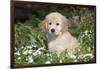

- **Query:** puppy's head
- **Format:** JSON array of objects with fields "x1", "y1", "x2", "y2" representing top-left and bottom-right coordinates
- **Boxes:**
[{"x1": 41, "y1": 12, "x2": 69, "y2": 36}]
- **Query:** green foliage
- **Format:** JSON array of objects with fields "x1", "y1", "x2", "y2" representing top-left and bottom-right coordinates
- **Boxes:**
[{"x1": 14, "y1": 7, "x2": 95, "y2": 66}]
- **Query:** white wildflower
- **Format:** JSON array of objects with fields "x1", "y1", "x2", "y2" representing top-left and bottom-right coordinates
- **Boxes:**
[
  {"x1": 32, "y1": 52, "x2": 37, "y2": 56},
  {"x1": 84, "y1": 53, "x2": 94, "y2": 58},
  {"x1": 45, "y1": 61, "x2": 51, "y2": 64},
  {"x1": 23, "y1": 50, "x2": 28, "y2": 55},
  {"x1": 28, "y1": 56, "x2": 33, "y2": 63},
  {"x1": 15, "y1": 51, "x2": 20, "y2": 56},
  {"x1": 32, "y1": 48, "x2": 42, "y2": 56},
  {"x1": 70, "y1": 54, "x2": 76, "y2": 59},
  {"x1": 25, "y1": 58, "x2": 28, "y2": 61},
  {"x1": 84, "y1": 30, "x2": 88, "y2": 36},
  {"x1": 81, "y1": 32, "x2": 83, "y2": 34},
  {"x1": 78, "y1": 53, "x2": 94, "y2": 58},
  {"x1": 38, "y1": 47, "x2": 45, "y2": 50},
  {"x1": 18, "y1": 57, "x2": 21, "y2": 60},
  {"x1": 15, "y1": 47, "x2": 17, "y2": 50},
  {"x1": 36, "y1": 49, "x2": 42, "y2": 55},
  {"x1": 27, "y1": 46, "x2": 33, "y2": 49},
  {"x1": 21, "y1": 46, "x2": 24, "y2": 49},
  {"x1": 36, "y1": 47, "x2": 44, "y2": 54},
  {"x1": 74, "y1": 60, "x2": 77, "y2": 62},
  {"x1": 46, "y1": 53, "x2": 51, "y2": 56},
  {"x1": 78, "y1": 48, "x2": 81, "y2": 52},
  {"x1": 59, "y1": 60, "x2": 63, "y2": 63}
]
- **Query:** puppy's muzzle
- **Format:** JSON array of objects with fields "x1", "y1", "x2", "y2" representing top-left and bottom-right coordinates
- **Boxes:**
[{"x1": 51, "y1": 28, "x2": 55, "y2": 33}]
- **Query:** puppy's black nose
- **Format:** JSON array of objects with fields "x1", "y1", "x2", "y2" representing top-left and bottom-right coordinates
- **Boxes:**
[{"x1": 51, "y1": 29, "x2": 55, "y2": 32}]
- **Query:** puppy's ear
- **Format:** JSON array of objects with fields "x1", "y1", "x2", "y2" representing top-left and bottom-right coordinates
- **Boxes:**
[
  {"x1": 61, "y1": 16, "x2": 70, "y2": 33},
  {"x1": 41, "y1": 19, "x2": 48, "y2": 32}
]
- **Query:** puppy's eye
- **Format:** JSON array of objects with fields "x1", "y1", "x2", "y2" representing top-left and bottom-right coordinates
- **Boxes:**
[
  {"x1": 49, "y1": 22, "x2": 52, "y2": 25},
  {"x1": 56, "y1": 23, "x2": 59, "y2": 26}
]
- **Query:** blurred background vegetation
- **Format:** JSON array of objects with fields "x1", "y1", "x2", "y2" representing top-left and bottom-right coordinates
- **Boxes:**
[{"x1": 14, "y1": 1, "x2": 96, "y2": 67}]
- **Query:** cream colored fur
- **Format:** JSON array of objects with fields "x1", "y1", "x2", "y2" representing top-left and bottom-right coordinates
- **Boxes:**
[{"x1": 41, "y1": 12, "x2": 79, "y2": 55}]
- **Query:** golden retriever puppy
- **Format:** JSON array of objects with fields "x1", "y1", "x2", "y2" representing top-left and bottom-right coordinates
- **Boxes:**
[{"x1": 41, "y1": 12, "x2": 79, "y2": 55}]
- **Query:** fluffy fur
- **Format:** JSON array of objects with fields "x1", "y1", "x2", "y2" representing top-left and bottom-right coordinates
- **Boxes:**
[{"x1": 41, "y1": 12, "x2": 79, "y2": 55}]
